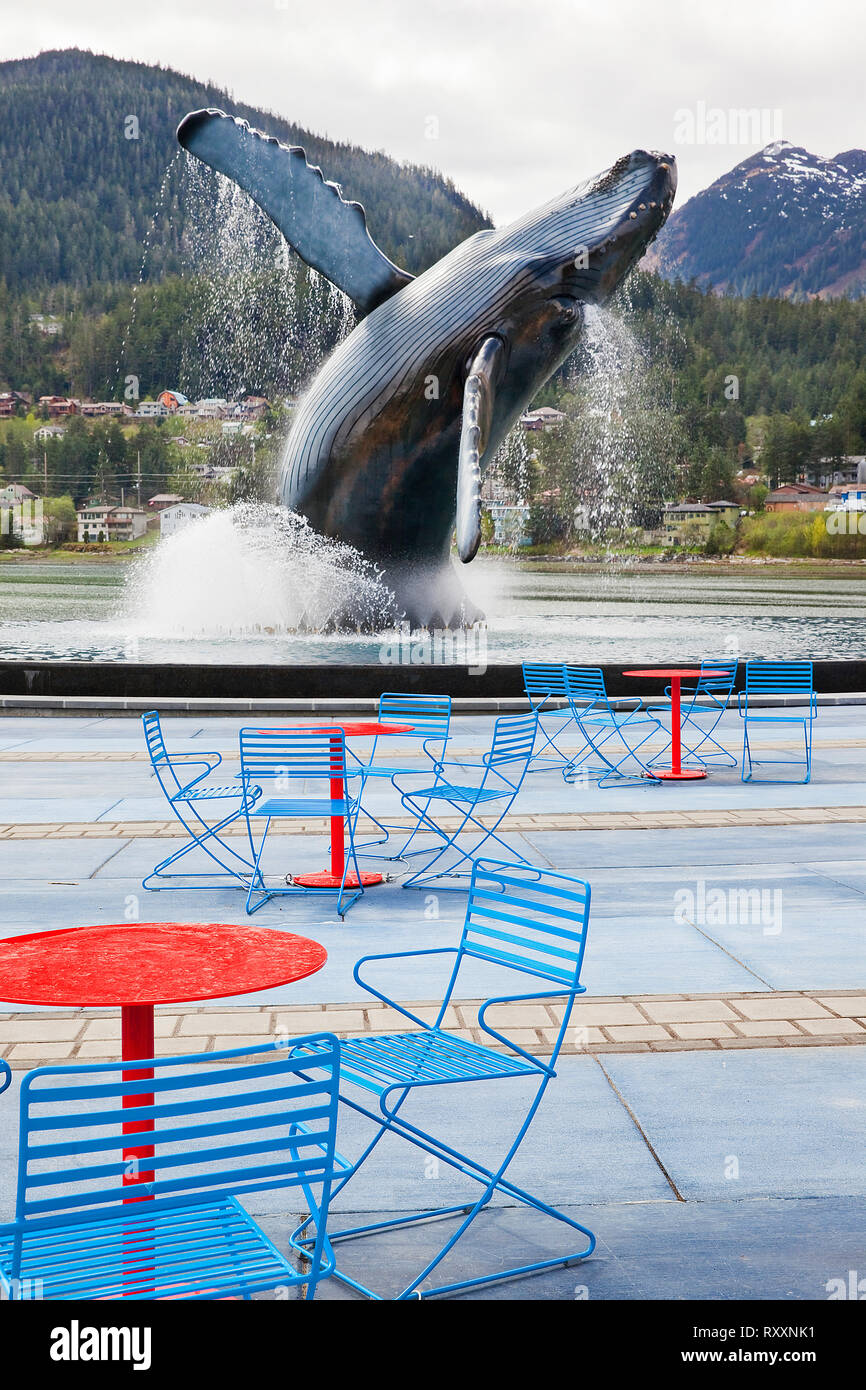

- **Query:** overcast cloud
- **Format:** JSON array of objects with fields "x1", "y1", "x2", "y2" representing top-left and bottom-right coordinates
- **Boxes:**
[{"x1": 3, "y1": 0, "x2": 863, "y2": 222}]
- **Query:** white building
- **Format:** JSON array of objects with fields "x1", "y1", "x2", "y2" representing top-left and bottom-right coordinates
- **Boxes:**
[
  {"x1": 0, "y1": 485, "x2": 42, "y2": 546},
  {"x1": 196, "y1": 398, "x2": 229, "y2": 419},
  {"x1": 33, "y1": 425, "x2": 66, "y2": 441},
  {"x1": 159, "y1": 503, "x2": 212, "y2": 539},
  {"x1": 77, "y1": 505, "x2": 149, "y2": 543},
  {"x1": 485, "y1": 501, "x2": 532, "y2": 546},
  {"x1": 134, "y1": 401, "x2": 168, "y2": 418}
]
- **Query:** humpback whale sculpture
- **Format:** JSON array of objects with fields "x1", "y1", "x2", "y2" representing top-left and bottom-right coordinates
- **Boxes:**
[{"x1": 177, "y1": 110, "x2": 676, "y2": 626}]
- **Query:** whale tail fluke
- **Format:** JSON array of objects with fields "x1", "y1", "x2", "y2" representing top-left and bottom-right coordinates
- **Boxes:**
[{"x1": 177, "y1": 109, "x2": 414, "y2": 316}]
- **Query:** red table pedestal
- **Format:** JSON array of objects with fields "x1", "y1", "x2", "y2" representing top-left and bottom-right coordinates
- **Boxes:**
[
  {"x1": 624, "y1": 669, "x2": 727, "y2": 781},
  {"x1": 272, "y1": 721, "x2": 414, "y2": 890},
  {"x1": 122, "y1": 1004, "x2": 156, "y2": 1195}
]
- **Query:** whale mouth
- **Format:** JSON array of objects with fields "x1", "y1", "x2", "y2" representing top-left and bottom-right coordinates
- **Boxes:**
[{"x1": 556, "y1": 150, "x2": 677, "y2": 304}]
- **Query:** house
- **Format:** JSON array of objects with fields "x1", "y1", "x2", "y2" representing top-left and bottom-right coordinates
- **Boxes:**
[
  {"x1": 827, "y1": 487, "x2": 866, "y2": 511},
  {"x1": 1, "y1": 486, "x2": 42, "y2": 545},
  {"x1": 159, "y1": 503, "x2": 212, "y2": 539},
  {"x1": 157, "y1": 390, "x2": 189, "y2": 413},
  {"x1": 134, "y1": 401, "x2": 168, "y2": 418},
  {"x1": 484, "y1": 501, "x2": 532, "y2": 547},
  {"x1": 765, "y1": 484, "x2": 832, "y2": 513},
  {"x1": 147, "y1": 493, "x2": 185, "y2": 512},
  {"x1": 706, "y1": 501, "x2": 740, "y2": 527},
  {"x1": 33, "y1": 425, "x2": 66, "y2": 442},
  {"x1": 0, "y1": 392, "x2": 26, "y2": 418},
  {"x1": 76, "y1": 504, "x2": 148, "y2": 544},
  {"x1": 520, "y1": 407, "x2": 567, "y2": 432},
  {"x1": 0, "y1": 483, "x2": 36, "y2": 504},
  {"x1": 29, "y1": 313, "x2": 62, "y2": 335},
  {"x1": 196, "y1": 398, "x2": 229, "y2": 419},
  {"x1": 39, "y1": 396, "x2": 79, "y2": 417},
  {"x1": 800, "y1": 456, "x2": 866, "y2": 490},
  {"x1": 79, "y1": 402, "x2": 133, "y2": 418},
  {"x1": 236, "y1": 395, "x2": 269, "y2": 420},
  {"x1": 662, "y1": 502, "x2": 716, "y2": 545}
]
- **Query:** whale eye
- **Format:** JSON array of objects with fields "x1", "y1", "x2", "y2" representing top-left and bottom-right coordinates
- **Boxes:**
[{"x1": 551, "y1": 295, "x2": 580, "y2": 325}]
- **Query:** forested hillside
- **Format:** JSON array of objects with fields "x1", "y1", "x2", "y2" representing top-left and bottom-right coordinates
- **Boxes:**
[{"x1": 0, "y1": 48, "x2": 489, "y2": 290}]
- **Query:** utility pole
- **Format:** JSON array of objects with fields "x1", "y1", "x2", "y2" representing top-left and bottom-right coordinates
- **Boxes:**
[
  {"x1": 43, "y1": 451, "x2": 47, "y2": 496},
  {"x1": 136, "y1": 451, "x2": 142, "y2": 508}
]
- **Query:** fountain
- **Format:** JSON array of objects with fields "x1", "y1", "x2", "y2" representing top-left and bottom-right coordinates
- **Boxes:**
[
  {"x1": 177, "y1": 109, "x2": 677, "y2": 627},
  {"x1": 124, "y1": 503, "x2": 398, "y2": 640}
]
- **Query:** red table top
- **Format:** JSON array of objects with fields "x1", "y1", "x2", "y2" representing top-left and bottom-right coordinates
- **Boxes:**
[
  {"x1": 0, "y1": 923, "x2": 327, "y2": 1008},
  {"x1": 624, "y1": 669, "x2": 726, "y2": 679},
  {"x1": 265, "y1": 722, "x2": 414, "y2": 737}
]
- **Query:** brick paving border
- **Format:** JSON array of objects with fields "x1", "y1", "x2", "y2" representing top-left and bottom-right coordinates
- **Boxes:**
[
  {"x1": 2, "y1": 989, "x2": 865, "y2": 1068},
  {"x1": 0, "y1": 735, "x2": 861, "y2": 763},
  {"x1": 1, "y1": 804, "x2": 865, "y2": 840}
]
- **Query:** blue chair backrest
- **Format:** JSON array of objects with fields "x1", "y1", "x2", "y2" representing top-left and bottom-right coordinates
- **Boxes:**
[
  {"x1": 11, "y1": 1038, "x2": 340, "y2": 1248},
  {"x1": 487, "y1": 712, "x2": 538, "y2": 768},
  {"x1": 459, "y1": 860, "x2": 590, "y2": 996},
  {"x1": 377, "y1": 693, "x2": 451, "y2": 749},
  {"x1": 0, "y1": 1059, "x2": 10, "y2": 1096},
  {"x1": 697, "y1": 658, "x2": 738, "y2": 694},
  {"x1": 563, "y1": 667, "x2": 608, "y2": 706},
  {"x1": 141, "y1": 709, "x2": 184, "y2": 796},
  {"x1": 142, "y1": 710, "x2": 168, "y2": 767},
  {"x1": 239, "y1": 728, "x2": 347, "y2": 783},
  {"x1": 744, "y1": 661, "x2": 813, "y2": 700},
  {"x1": 523, "y1": 663, "x2": 569, "y2": 704}
]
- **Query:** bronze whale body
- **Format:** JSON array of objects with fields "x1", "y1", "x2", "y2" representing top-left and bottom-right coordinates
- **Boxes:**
[{"x1": 178, "y1": 110, "x2": 676, "y2": 626}]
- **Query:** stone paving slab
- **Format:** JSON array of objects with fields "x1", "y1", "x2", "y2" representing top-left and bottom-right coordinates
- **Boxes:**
[
  {"x1": 2, "y1": 803, "x2": 866, "y2": 839},
  {"x1": 3, "y1": 988, "x2": 866, "y2": 1067}
]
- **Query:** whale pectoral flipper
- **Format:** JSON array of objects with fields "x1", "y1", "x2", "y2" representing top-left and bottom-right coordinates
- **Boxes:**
[
  {"x1": 456, "y1": 336, "x2": 506, "y2": 564},
  {"x1": 177, "y1": 109, "x2": 414, "y2": 315}
]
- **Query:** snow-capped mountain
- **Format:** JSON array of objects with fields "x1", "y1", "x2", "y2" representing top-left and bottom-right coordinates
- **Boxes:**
[{"x1": 644, "y1": 141, "x2": 866, "y2": 298}]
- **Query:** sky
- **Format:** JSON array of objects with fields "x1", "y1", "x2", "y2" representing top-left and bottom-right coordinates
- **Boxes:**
[{"x1": 3, "y1": 0, "x2": 864, "y2": 223}]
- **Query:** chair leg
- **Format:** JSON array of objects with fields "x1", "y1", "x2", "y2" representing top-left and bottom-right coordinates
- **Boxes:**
[
  {"x1": 245, "y1": 818, "x2": 272, "y2": 915},
  {"x1": 143, "y1": 804, "x2": 256, "y2": 890},
  {"x1": 399, "y1": 800, "x2": 530, "y2": 889},
  {"x1": 595, "y1": 721, "x2": 663, "y2": 789},
  {"x1": 290, "y1": 1085, "x2": 595, "y2": 1300},
  {"x1": 528, "y1": 714, "x2": 586, "y2": 772}
]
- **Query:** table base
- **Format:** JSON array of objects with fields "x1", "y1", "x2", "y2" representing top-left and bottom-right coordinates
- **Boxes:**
[
  {"x1": 291, "y1": 870, "x2": 384, "y2": 888},
  {"x1": 653, "y1": 769, "x2": 707, "y2": 781}
]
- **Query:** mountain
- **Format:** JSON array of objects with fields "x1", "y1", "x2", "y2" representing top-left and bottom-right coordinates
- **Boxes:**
[
  {"x1": 645, "y1": 141, "x2": 866, "y2": 299},
  {"x1": 0, "y1": 48, "x2": 490, "y2": 292}
]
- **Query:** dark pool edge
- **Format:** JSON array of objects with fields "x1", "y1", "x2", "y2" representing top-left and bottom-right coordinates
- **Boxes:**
[{"x1": 0, "y1": 661, "x2": 864, "y2": 716}]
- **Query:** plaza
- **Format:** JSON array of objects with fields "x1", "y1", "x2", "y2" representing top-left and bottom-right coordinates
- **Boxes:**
[{"x1": 0, "y1": 701, "x2": 863, "y2": 1300}]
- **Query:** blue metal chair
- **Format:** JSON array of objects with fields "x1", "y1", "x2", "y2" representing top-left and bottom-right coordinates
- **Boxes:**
[
  {"x1": 0, "y1": 1060, "x2": 10, "y2": 1095},
  {"x1": 648, "y1": 658, "x2": 739, "y2": 769},
  {"x1": 141, "y1": 710, "x2": 261, "y2": 892},
  {"x1": 350, "y1": 693, "x2": 452, "y2": 857},
  {"x1": 562, "y1": 668, "x2": 662, "y2": 788},
  {"x1": 239, "y1": 727, "x2": 364, "y2": 917},
  {"x1": 289, "y1": 860, "x2": 595, "y2": 1300},
  {"x1": 0, "y1": 1036, "x2": 344, "y2": 1300},
  {"x1": 522, "y1": 663, "x2": 587, "y2": 770},
  {"x1": 394, "y1": 712, "x2": 538, "y2": 888},
  {"x1": 739, "y1": 661, "x2": 817, "y2": 784}
]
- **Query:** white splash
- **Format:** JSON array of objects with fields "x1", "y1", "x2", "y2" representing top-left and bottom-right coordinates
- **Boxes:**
[{"x1": 121, "y1": 503, "x2": 398, "y2": 636}]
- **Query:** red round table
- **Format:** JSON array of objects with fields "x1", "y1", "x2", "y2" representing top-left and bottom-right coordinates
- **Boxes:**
[
  {"x1": 264, "y1": 721, "x2": 414, "y2": 890},
  {"x1": 0, "y1": 922, "x2": 327, "y2": 1192},
  {"x1": 624, "y1": 669, "x2": 726, "y2": 780}
]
